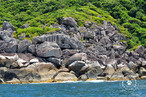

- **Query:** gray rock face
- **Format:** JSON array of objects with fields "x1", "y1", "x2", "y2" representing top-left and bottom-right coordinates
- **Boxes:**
[
  {"x1": 135, "y1": 46, "x2": 145, "y2": 55},
  {"x1": 68, "y1": 61, "x2": 86, "y2": 75},
  {"x1": 86, "y1": 66, "x2": 103, "y2": 79},
  {"x1": 0, "y1": 19, "x2": 146, "y2": 82},
  {"x1": 46, "y1": 34, "x2": 83, "y2": 49},
  {"x1": 0, "y1": 54, "x2": 19, "y2": 69},
  {"x1": 46, "y1": 57, "x2": 61, "y2": 68},
  {"x1": 2, "y1": 21, "x2": 16, "y2": 31},
  {"x1": 0, "y1": 68, "x2": 41, "y2": 82},
  {"x1": 33, "y1": 34, "x2": 83, "y2": 49},
  {"x1": 79, "y1": 74, "x2": 88, "y2": 81},
  {"x1": 131, "y1": 51, "x2": 139, "y2": 59},
  {"x1": 139, "y1": 67, "x2": 146, "y2": 76},
  {"x1": 78, "y1": 27, "x2": 87, "y2": 33},
  {"x1": 28, "y1": 45, "x2": 36, "y2": 54},
  {"x1": 83, "y1": 32, "x2": 95, "y2": 40},
  {"x1": 100, "y1": 37, "x2": 112, "y2": 48},
  {"x1": 104, "y1": 64, "x2": 115, "y2": 76},
  {"x1": 142, "y1": 61, "x2": 146, "y2": 67},
  {"x1": 4, "y1": 38, "x2": 18, "y2": 53},
  {"x1": 127, "y1": 61, "x2": 137, "y2": 73},
  {"x1": 113, "y1": 45, "x2": 126, "y2": 55},
  {"x1": 36, "y1": 42, "x2": 62, "y2": 58},
  {"x1": 62, "y1": 49, "x2": 80, "y2": 59},
  {"x1": 32, "y1": 35, "x2": 47, "y2": 44},
  {"x1": 84, "y1": 21, "x2": 92, "y2": 28},
  {"x1": 18, "y1": 39, "x2": 32, "y2": 53},
  {"x1": 110, "y1": 71, "x2": 124, "y2": 80},
  {"x1": 0, "y1": 30, "x2": 11, "y2": 41},
  {"x1": 122, "y1": 70, "x2": 138, "y2": 79},
  {"x1": 62, "y1": 17, "x2": 77, "y2": 27},
  {"x1": 65, "y1": 53, "x2": 87, "y2": 67},
  {"x1": 27, "y1": 62, "x2": 57, "y2": 72},
  {"x1": 54, "y1": 72, "x2": 77, "y2": 81}
]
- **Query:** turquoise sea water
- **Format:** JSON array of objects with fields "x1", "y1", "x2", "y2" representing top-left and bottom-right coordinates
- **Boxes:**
[{"x1": 0, "y1": 80, "x2": 145, "y2": 97}]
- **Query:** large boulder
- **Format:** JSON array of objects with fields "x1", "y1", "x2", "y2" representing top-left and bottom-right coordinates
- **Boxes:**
[
  {"x1": 139, "y1": 67, "x2": 146, "y2": 77},
  {"x1": 46, "y1": 57, "x2": 62, "y2": 68},
  {"x1": 28, "y1": 44, "x2": 36, "y2": 54},
  {"x1": 122, "y1": 70, "x2": 138, "y2": 79},
  {"x1": 127, "y1": 61, "x2": 138, "y2": 73},
  {"x1": 0, "y1": 66, "x2": 39, "y2": 83},
  {"x1": 84, "y1": 21, "x2": 92, "y2": 28},
  {"x1": 131, "y1": 51, "x2": 139, "y2": 59},
  {"x1": 142, "y1": 61, "x2": 146, "y2": 67},
  {"x1": 1, "y1": 68, "x2": 41, "y2": 82},
  {"x1": 95, "y1": 45, "x2": 107, "y2": 55},
  {"x1": 78, "y1": 27, "x2": 87, "y2": 33},
  {"x1": 0, "y1": 55, "x2": 18, "y2": 68},
  {"x1": 68, "y1": 61, "x2": 86, "y2": 75},
  {"x1": 33, "y1": 34, "x2": 83, "y2": 49},
  {"x1": 32, "y1": 35, "x2": 47, "y2": 44},
  {"x1": 83, "y1": 32, "x2": 95, "y2": 40},
  {"x1": 0, "y1": 30, "x2": 12, "y2": 41},
  {"x1": 85, "y1": 66, "x2": 103, "y2": 79},
  {"x1": 135, "y1": 46, "x2": 145, "y2": 55},
  {"x1": 100, "y1": 37, "x2": 112, "y2": 49},
  {"x1": 104, "y1": 64, "x2": 115, "y2": 77},
  {"x1": 113, "y1": 44, "x2": 126, "y2": 55},
  {"x1": 36, "y1": 42, "x2": 62, "y2": 58},
  {"x1": 18, "y1": 39, "x2": 32, "y2": 53},
  {"x1": 65, "y1": 53, "x2": 87, "y2": 67},
  {"x1": 26, "y1": 62, "x2": 57, "y2": 77},
  {"x1": 78, "y1": 74, "x2": 88, "y2": 81},
  {"x1": 27, "y1": 62, "x2": 58, "y2": 81},
  {"x1": 2, "y1": 21, "x2": 16, "y2": 31},
  {"x1": 110, "y1": 64, "x2": 130, "y2": 80},
  {"x1": 0, "y1": 62, "x2": 58, "y2": 83},
  {"x1": 0, "y1": 54, "x2": 29, "y2": 69},
  {"x1": 4, "y1": 38, "x2": 18, "y2": 53},
  {"x1": 110, "y1": 72, "x2": 124, "y2": 80},
  {"x1": 54, "y1": 72, "x2": 77, "y2": 81},
  {"x1": 62, "y1": 17, "x2": 77, "y2": 27},
  {"x1": 62, "y1": 49, "x2": 80, "y2": 59},
  {"x1": 46, "y1": 34, "x2": 83, "y2": 49},
  {"x1": 40, "y1": 70, "x2": 57, "y2": 81},
  {"x1": 17, "y1": 58, "x2": 28, "y2": 67}
]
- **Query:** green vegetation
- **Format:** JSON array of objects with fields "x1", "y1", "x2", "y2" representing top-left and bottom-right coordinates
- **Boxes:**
[
  {"x1": 0, "y1": 0, "x2": 145, "y2": 49},
  {"x1": 16, "y1": 27, "x2": 60, "y2": 40}
]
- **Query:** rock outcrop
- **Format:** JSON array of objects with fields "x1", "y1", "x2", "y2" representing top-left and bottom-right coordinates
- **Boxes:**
[
  {"x1": 36, "y1": 42, "x2": 62, "y2": 58},
  {"x1": 0, "y1": 18, "x2": 145, "y2": 83}
]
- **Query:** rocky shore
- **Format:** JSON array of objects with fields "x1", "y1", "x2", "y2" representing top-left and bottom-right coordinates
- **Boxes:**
[{"x1": 0, "y1": 17, "x2": 146, "y2": 84}]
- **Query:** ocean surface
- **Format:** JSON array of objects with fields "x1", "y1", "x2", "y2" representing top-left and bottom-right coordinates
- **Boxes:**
[{"x1": 0, "y1": 79, "x2": 145, "y2": 97}]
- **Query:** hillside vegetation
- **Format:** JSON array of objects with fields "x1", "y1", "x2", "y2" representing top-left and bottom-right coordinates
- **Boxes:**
[{"x1": 0, "y1": 0, "x2": 145, "y2": 50}]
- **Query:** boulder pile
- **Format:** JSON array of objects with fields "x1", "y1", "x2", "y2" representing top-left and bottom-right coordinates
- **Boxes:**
[{"x1": 0, "y1": 17, "x2": 145, "y2": 83}]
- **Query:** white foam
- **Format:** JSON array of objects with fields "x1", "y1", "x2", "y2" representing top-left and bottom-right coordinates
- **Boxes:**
[
  {"x1": 57, "y1": 81, "x2": 84, "y2": 83},
  {"x1": 86, "y1": 80, "x2": 105, "y2": 83}
]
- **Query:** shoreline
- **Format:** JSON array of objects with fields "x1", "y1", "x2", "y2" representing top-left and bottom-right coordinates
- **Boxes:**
[{"x1": 1, "y1": 77, "x2": 146, "y2": 84}]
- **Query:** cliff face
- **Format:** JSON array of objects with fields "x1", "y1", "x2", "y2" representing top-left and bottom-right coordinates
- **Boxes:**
[{"x1": 0, "y1": 17, "x2": 145, "y2": 83}]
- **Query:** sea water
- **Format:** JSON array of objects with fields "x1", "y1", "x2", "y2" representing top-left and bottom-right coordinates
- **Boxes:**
[{"x1": 0, "y1": 80, "x2": 145, "y2": 97}]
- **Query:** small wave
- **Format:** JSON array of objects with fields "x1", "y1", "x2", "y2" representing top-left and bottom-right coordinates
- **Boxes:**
[
  {"x1": 28, "y1": 80, "x2": 119, "y2": 84},
  {"x1": 86, "y1": 80, "x2": 105, "y2": 83},
  {"x1": 57, "y1": 81, "x2": 84, "y2": 83}
]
